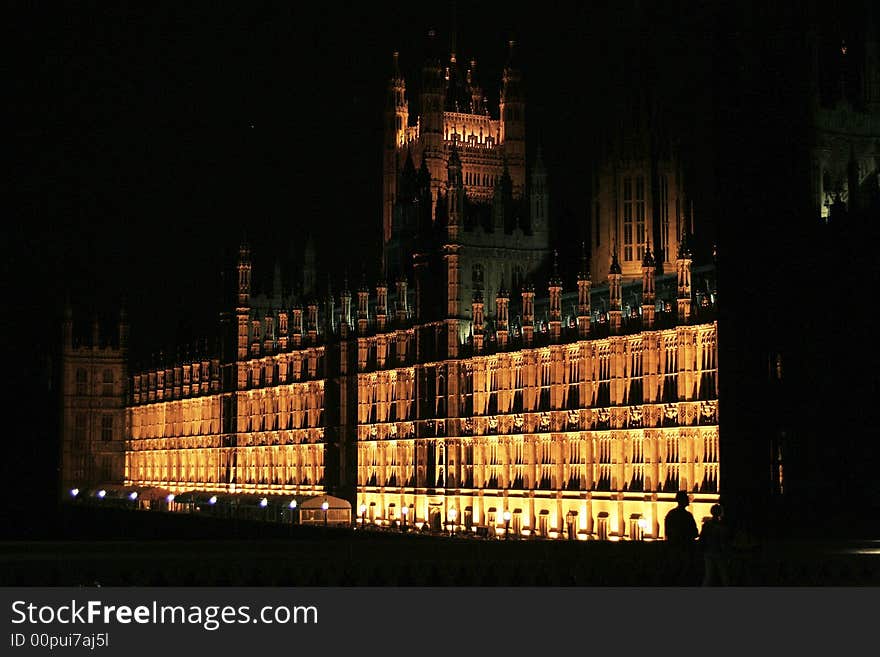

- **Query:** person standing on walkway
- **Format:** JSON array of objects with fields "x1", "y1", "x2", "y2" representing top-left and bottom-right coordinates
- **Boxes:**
[
  {"x1": 663, "y1": 491, "x2": 699, "y2": 584},
  {"x1": 699, "y1": 503, "x2": 730, "y2": 586},
  {"x1": 665, "y1": 491, "x2": 698, "y2": 545}
]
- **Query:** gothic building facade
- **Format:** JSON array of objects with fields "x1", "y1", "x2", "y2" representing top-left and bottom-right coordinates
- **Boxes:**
[
  {"x1": 61, "y1": 31, "x2": 722, "y2": 541},
  {"x1": 383, "y1": 39, "x2": 551, "y2": 320},
  {"x1": 59, "y1": 307, "x2": 128, "y2": 492}
]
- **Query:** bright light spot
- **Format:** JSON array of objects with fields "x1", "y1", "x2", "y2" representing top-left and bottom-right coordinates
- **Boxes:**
[
  {"x1": 503, "y1": 510, "x2": 511, "y2": 521},
  {"x1": 358, "y1": 504, "x2": 367, "y2": 515},
  {"x1": 638, "y1": 518, "x2": 648, "y2": 530},
  {"x1": 97, "y1": 490, "x2": 106, "y2": 499},
  {"x1": 166, "y1": 494, "x2": 175, "y2": 503},
  {"x1": 128, "y1": 492, "x2": 138, "y2": 500},
  {"x1": 260, "y1": 498, "x2": 268, "y2": 508},
  {"x1": 448, "y1": 508, "x2": 457, "y2": 521},
  {"x1": 288, "y1": 500, "x2": 297, "y2": 509},
  {"x1": 401, "y1": 506, "x2": 408, "y2": 516},
  {"x1": 70, "y1": 488, "x2": 79, "y2": 497},
  {"x1": 209, "y1": 495, "x2": 217, "y2": 505},
  {"x1": 321, "y1": 501, "x2": 329, "y2": 511}
]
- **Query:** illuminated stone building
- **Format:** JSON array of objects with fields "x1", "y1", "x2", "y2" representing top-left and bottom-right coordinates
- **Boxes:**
[
  {"x1": 589, "y1": 101, "x2": 690, "y2": 285},
  {"x1": 383, "y1": 36, "x2": 550, "y2": 318},
  {"x1": 124, "y1": 243, "x2": 332, "y2": 499},
  {"x1": 65, "y1": 31, "x2": 721, "y2": 541},
  {"x1": 59, "y1": 306, "x2": 128, "y2": 491}
]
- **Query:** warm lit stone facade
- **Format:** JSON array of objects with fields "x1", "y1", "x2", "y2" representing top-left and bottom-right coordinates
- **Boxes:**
[
  {"x1": 354, "y1": 297, "x2": 718, "y2": 540},
  {"x1": 382, "y1": 41, "x2": 550, "y2": 318},
  {"x1": 114, "y1": 231, "x2": 718, "y2": 540},
  {"x1": 65, "y1": 33, "x2": 721, "y2": 541},
  {"x1": 124, "y1": 246, "x2": 330, "y2": 497}
]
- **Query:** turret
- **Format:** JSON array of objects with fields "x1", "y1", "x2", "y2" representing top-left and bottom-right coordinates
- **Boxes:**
[
  {"x1": 447, "y1": 144, "x2": 464, "y2": 239},
  {"x1": 642, "y1": 243, "x2": 656, "y2": 329},
  {"x1": 376, "y1": 280, "x2": 388, "y2": 332},
  {"x1": 467, "y1": 58, "x2": 487, "y2": 115},
  {"x1": 236, "y1": 242, "x2": 251, "y2": 361},
  {"x1": 357, "y1": 276, "x2": 370, "y2": 334},
  {"x1": 324, "y1": 277, "x2": 335, "y2": 336},
  {"x1": 237, "y1": 242, "x2": 252, "y2": 308},
  {"x1": 500, "y1": 40, "x2": 525, "y2": 195},
  {"x1": 472, "y1": 288, "x2": 485, "y2": 354},
  {"x1": 420, "y1": 30, "x2": 446, "y2": 220},
  {"x1": 676, "y1": 229, "x2": 692, "y2": 323},
  {"x1": 291, "y1": 303, "x2": 303, "y2": 348},
  {"x1": 340, "y1": 277, "x2": 352, "y2": 338},
  {"x1": 548, "y1": 250, "x2": 562, "y2": 342},
  {"x1": 383, "y1": 50, "x2": 409, "y2": 245},
  {"x1": 495, "y1": 281, "x2": 510, "y2": 349},
  {"x1": 395, "y1": 275, "x2": 408, "y2": 324},
  {"x1": 576, "y1": 244, "x2": 591, "y2": 338},
  {"x1": 609, "y1": 249, "x2": 622, "y2": 334},
  {"x1": 307, "y1": 299, "x2": 318, "y2": 345},
  {"x1": 277, "y1": 308, "x2": 289, "y2": 351},
  {"x1": 521, "y1": 281, "x2": 535, "y2": 346}
]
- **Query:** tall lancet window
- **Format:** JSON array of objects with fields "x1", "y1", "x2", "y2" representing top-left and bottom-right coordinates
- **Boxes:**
[
  {"x1": 635, "y1": 176, "x2": 646, "y2": 261},
  {"x1": 623, "y1": 176, "x2": 646, "y2": 261}
]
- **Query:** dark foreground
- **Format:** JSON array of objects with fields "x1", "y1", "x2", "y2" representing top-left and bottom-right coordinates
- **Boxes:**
[{"x1": 2, "y1": 506, "x2": 879, "y2": 586}]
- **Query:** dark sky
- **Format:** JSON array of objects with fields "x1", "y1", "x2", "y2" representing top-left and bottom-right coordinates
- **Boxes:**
[{"x1": 10, "y1": 1, "x2": 723, "y2": 365}]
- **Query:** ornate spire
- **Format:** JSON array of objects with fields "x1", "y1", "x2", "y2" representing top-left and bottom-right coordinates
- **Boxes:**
[
  {"x1": 610, "y1": 246, "x2": 622, "y2": 275},
  {"x1": 578, "y1": 241, "x2": 590, "y2": 280},
  {"x1": 677, "y1": 227, "x2": 692, "y2": 259},
  {"x1": 550, "y1": 249, "x2": 562, "y2": 285},
  {"x1": 643, "y1": 241, "x2": 655, "y2": 267}
]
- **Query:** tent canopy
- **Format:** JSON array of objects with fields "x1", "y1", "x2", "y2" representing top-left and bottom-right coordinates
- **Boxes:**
[{"x1": 299, "y1": 495, "x2": 351, "y2": 510}]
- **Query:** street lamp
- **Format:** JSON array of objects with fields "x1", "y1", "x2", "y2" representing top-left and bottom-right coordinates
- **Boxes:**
[
  {"x1": 503, "y1": 510, "x2": 512, "y2": 539},
  {"x1": 448, "y1": 508, "x2": 457, "y2": 536},
  {"x1": 97, "y1": 489, "x2": 106, "y2": 499},
  {"x1": 321, "y1": 500, "x2": 329, "y2": 526},
  {"x1": 401, "y1": 505, "x2": 408, "y2": 531},
  {"x1": 70, "y1": 488, "x2": 79, "y2": 498},
  {"x1": 359, "y1": 504, "x2": 367, "y2": 528}
]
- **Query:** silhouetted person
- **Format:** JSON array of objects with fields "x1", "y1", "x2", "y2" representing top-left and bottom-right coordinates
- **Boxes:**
[
  {"x1": 665, "y1": 491, "x2": 698, "y2": 545},
  {"x1": 663, "y1": 491, "x2": 699, "y2": 584},
  {"x1": 699, "y1": 503, "x2": 730, "y2": 586}
]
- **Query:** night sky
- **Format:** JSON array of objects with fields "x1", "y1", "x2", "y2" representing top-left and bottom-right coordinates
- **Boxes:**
[
  {"x1": 11, "y1": 1, "x2": 721, "y2": 363},
  {"x1": 6, "y1": 1, "x2": 800, "y2": 525}
]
